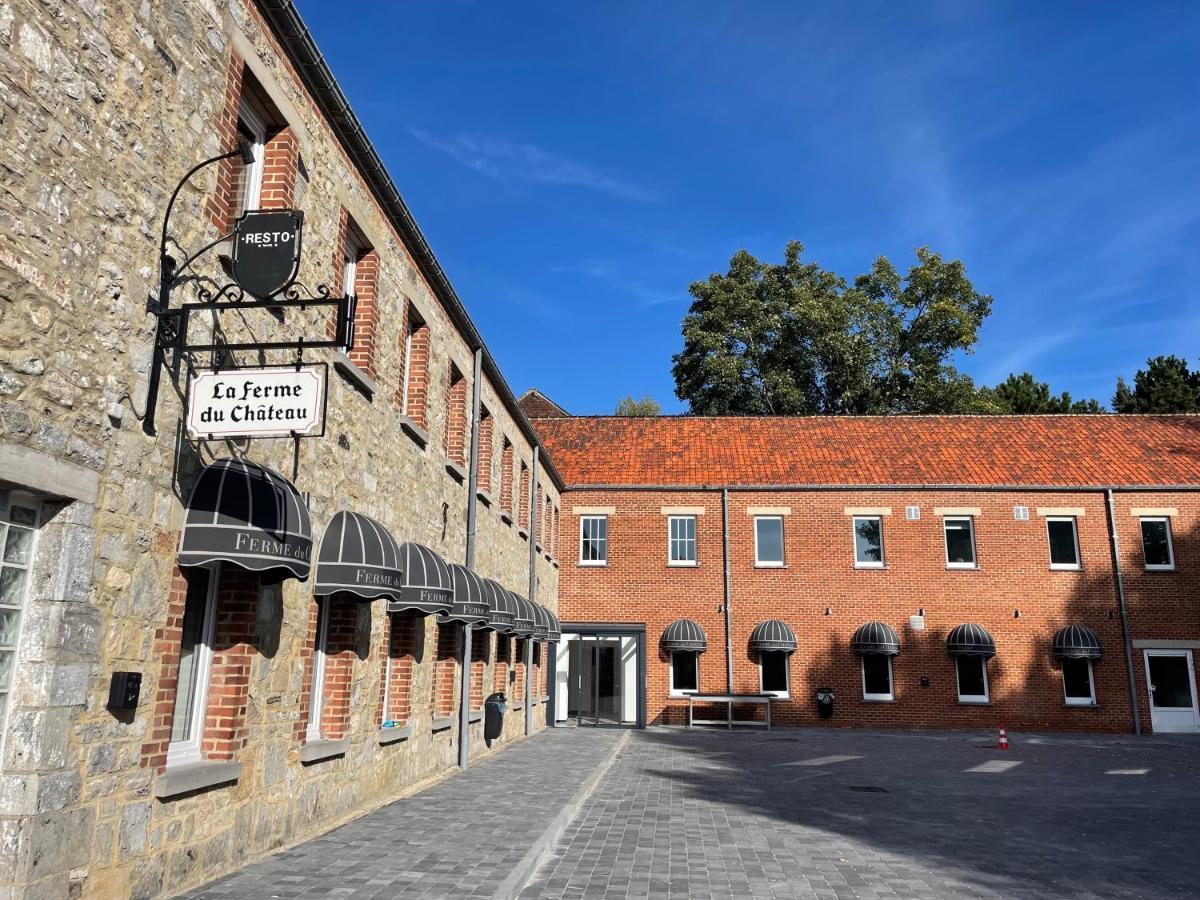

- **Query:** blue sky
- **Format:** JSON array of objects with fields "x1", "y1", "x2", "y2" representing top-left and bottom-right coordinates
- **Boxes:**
[{"x1": 300, "y1": 1, "x2": 1200, "y2": 414}]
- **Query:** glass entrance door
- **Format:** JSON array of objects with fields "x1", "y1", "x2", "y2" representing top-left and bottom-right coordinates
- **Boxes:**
[
  {"x1": 1145, "y1": 649, "x2": 1200, "y2": 733},
  {"x1": 568, "y1": 636, "x2": 623, "y2": 725}
]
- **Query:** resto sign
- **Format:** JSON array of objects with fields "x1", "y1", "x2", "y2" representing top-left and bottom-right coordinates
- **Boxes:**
[
  {"x1": 231, "y1": 209, "x2": 302, "y2": 299},
  {"x1": 187, "y1": 365, "x2": 326, "y2": 439}
]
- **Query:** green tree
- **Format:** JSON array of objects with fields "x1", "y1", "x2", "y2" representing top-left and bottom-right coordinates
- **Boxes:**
[
  {"x1": 614, "y1": 395, "x2": 662, "y2": 416},
  {"x1": 671, "y1": 242, "x2": 993, "y2": 415},
  {"x1": 985, "y1": 372, "x2": 1104, "y2": 413},
  {"x1": 1112, "y1": 356, "x2": 1200, "y2": 413}
]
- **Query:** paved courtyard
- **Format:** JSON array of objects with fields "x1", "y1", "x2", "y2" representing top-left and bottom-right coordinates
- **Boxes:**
[{"x1": 186, "y1": 726, "x2": 1200, "y2": 899}]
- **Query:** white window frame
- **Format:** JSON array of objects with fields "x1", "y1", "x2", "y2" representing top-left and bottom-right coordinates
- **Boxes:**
[
  {"x1": 668, "y1": 650, "x2": 699, "y2": 696},
  {"x1": 1140, "y1": 516, "x2": 1175, "y2": 571},
  {"x1": 1046, "y1": 516, "x2": 1081, "y2": 571},
  {"x1": 667, "y1": 515, "x2": 697, "y2": 567},
  {"x1": 1062, "y1": 658, "x2": 1096, "y2": 707},
  {"x1": 236, "y1": 99, "x2": 267, "y2": 216},
  {"x1": 943, "y1": 516, "x2": 977, "y2": 569},
  {"x1": 578, "y1": 515, "x2": 608, "y2": 566},
  {"x1": 306, "y1": 597, "x2": 331, "y2": 742},
  {"x1": 0, "y1": 491, "x2": 41, "y2": 764},
  {"x1": 955, "y1": 656, "x2": 990, "y2": 704},
  {"x1": 166, "y1": 562, "x2": 220, "y2": 768},
  {"x1": 758, "y1": 651, "x2": 790, "y2": 698},
  {"x1": 753, "y1": 516, "x2": 785, "y2": 568},
  {"x1": 852, "y1": 515, "x2": 885, "y2": 568},
  {"x1": 861, "y1": 655, "x2": 894, "y2": 702}
]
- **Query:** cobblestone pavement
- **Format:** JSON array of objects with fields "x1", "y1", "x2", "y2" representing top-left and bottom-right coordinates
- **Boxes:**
[
  {"x1": 522, "y1": 727, "x2": 1200, "y2": 899},
  {"x1": 184, "y1": 728, "x2": 627, "y2": 899}
]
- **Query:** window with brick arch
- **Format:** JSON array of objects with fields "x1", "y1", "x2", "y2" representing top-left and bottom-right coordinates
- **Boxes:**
[
  {"x1": 513, "y1": 639, "x2": 526, "y2": 702},
  {"x1": 518, "y1": 462, "x2": 531, "y2": 534},
  {"x1": 499, "y1": 438, "x2": 515, "y2": 517},
  {"x1": 494, "y1": 634, "x2": 511, "y2": 695},
  {"x1": 336, "y1": 213, "x2": 381, "y2": 381},
  {"x1": 431, "y1": 621, "x2": 460, "y2": 718},
  {"x1": 379, "y1": 611, "x2": 418, "y2": 727},
  {"x1": 305, "y1": 594, "x2": 360, "y2": 742},
  {"x1": 470, "y1": 631, "x2": 489, "y2": 711},
  {"x1": 550, "y1": 504, "x2": 559, "y2": 558},
  {"x1": 399, "y1": 301, "x2": 430, "y2": 429},
  {"x1": 477, "y1": 408, "x2": 494, "y2": 497},
  {"x1": 535, "y1": 485, "x2": 545, "y2": 549},
  {"x1": 444, "y1": 364, "x2": 468, "y2": 469}
]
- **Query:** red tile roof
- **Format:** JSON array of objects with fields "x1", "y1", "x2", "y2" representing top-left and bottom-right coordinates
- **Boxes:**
[
  {"x1": 531, "y1": 415, "x2": 1200, "y2": 488},
  {"x1": 518, "y1": 388, "x2": 570, "y2": 419}
]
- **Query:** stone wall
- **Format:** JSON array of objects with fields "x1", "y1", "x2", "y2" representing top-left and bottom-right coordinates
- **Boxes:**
[{"x1": 0, "y1": 0, "x2": 560, "y2": 896}]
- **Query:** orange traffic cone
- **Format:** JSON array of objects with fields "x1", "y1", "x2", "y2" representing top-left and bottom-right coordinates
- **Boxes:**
[{"x1": 998, "y1": 724, "x2": 1009, "y2": 751}]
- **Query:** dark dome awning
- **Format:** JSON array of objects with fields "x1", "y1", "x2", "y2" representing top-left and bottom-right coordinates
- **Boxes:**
[
  {"x1": 531, "y1": 604, "x2": 550, "y2": 641},
  {"x1": 388, "y1": 543, "x2": 453, "y2": 616},
  {"x1": 1052, "y1": 624, "x2": 1102, "y2": 659},
  {"x1": 314, "y1": 511, "x2": 402, "y2": 601},
  {"x1": 510, "y1": 593, "x2": 536, "y2": 636},
  {"x1": 749, "y1": 619, "x2": 797, "y2": 653},
  {"x1": 662, "y1": 619, "x2": 707, "y2": 652},
  {"x1": 441, "y1": 564, "x2": 490, "y2": 625},
  {"x1": 178, "y1": 457, "x2": 311, "y2": 581},
  {"x1": 947, "y1": 623, "x2": 996, "y2": 658},
  {"x1": 481, "y1": 579, "x2": 516, "y2": 632},
  {"x1": 544, "y1": 608, "x2": 562, "y2": 643},
  {"x1": 852, "y1": 621, "x2": 901, "y2": 656}
]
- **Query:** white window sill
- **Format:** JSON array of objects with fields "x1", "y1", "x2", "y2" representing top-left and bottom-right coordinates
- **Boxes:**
[
  {"x1": 669, "y1": 691, "x2": 699, "y2": 698},
  {"x1": 754, "y1": 562, "x2": 785, "y2": 569},
  {"x1": 332, "y1": 351, "x2": 377, "y2": 400},
  {"x1": 1049, "y1": 565, "x2": 1082, "y2": 572},
  {"x1": 946, "y1": 564, "x2": 978, "y2": 571},
  {"x1": 431, "y1": 716, "x2": 454, "y2": 732},
  {"x1": 862, "y1": 696, "x2": 895, "y2": 703},
  {"x1": 761, "y1": 692, "x2": 789, "y2": 700},
  {"x1": 476, "y1": 489, "x2": 493, "y2": 508},
  {"x1": 1144, "y1": 565, "x2": 1176, "y2": 572},
  {"x1": 468, "y1": 709, "x2": 483, "y2": 723},
  {"x1": 399, "y1": 415, "x2": 428, "y2": 449},
  {"x1": 1065, "y1": 699, "x2": 1097, "y2": 708},
  {"x1": 957, "y1": 698, "x2": 990, "y2": 705},
  {"x1": 445, "y1": 459, "x2": 466, "y2": 483},
  {"x1": 517, "y1": 528, "x2": 529, "y2": 540},
  {"x1": 578, "y1": 561, "x2": 607, "y2": 567},
  {"x1": 378, "y1": 724, "x2": 413, "y2": 745},
  {"x1": 853, "y1": 563, "x2": 886, "y2": 570},
  {"x1": 668, "y1": 561, "x2": 698, "y2": 568},
  {"x1": 500, "y1": 511, "x2": 514, "y2": 526},
  {"x1": 154, "y1": 759, "x2": 242, "y2": 799},
  {"x1": 300, "y1": 739, "x2": 348, "y2": 765}
]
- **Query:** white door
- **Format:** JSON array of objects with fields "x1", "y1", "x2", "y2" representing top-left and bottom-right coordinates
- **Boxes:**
[{"x1": 1144, "y1": 650, "x2": 1200, "y2": 733}]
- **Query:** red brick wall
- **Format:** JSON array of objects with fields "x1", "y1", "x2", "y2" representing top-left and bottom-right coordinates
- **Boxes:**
[
  {"x1": 470, "y1": 631, "x2": 489, "y2": 709},
  {"x1": 513, "y1": 639, "x2": 526, "y2": 702},
  {"x1": 444, "y1": 365, "x2": 467, "y2": 468},
  {"x1": 519, "y1": 463, "x2": 530, "y2": 532},
  {"x1": 431, "y1": 621, "x2": 459, "y2": 718},
  {"x1": 557, "y1": 488, "x2": 1200, "y2": 733},
  {"x1": 500, "y1": 439, "x2": 515, "y2": 516},
  {"x1": 319, "y1": 595, "x2": 359, "y2": 740},
  {"x1": 398, "y1": 302, "x2": 430, "y2": 429},
  {"x1": 378, "y1": 611, "x2": 417, "y2": 724},
  {"x1": 206, "y1": 52, "x2": 245, "y2": 232},
  {"x1": 347, "y1": 248, "x2": 381, "y2": 379},
  {"x1": 259, "y1": 126, "x2": 298, "y2": 210},
  {"x1": 478, "y1": 410, "x2": 494, "y2": 496},
  {"x1": 141, "y1": 566, "x2": 193, "y2": 771},
  {"x1": 202, "y1": 567, "x2": 259, "y2": 758},
  {"x1": 494, "y1": 634, "x2": 510, "y2": 694}
]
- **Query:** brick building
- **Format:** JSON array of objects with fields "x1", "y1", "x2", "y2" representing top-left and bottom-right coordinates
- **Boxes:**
[{"x1": 530, "y1": 413, "x2": 1200, "y2": 737}]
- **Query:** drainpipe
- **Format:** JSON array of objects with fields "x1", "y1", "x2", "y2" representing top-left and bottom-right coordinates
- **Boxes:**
[
  {"x1": 458, "y1": 348, "x2": 483, "y2": 769},
  {"x1": 1104, "y1": 489, "x2": 1141, "y2": 735},
  {"x1": 526, "y1": 446, "x2": 540, "y2": 736},
  {"x1": 721, "y1": 488, "x2": 733, "y2": 694}
]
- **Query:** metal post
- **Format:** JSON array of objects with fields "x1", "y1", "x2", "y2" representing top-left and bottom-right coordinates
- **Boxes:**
[
  {"x1": 526, "y1": 446, "x2": 539, "y2": 737},
  {"x1": 722, "y1": 488, "x2": 733, "y2": 694},
  {"x1": 458, "y1": 622, "x2": 472, "y2": 768},
  {"x1": 464, "y1": 348, "x2": 483, "y2": 569},
  {"x1": 1105, "y1": 489, "x2": 1142, "y2": 735}
]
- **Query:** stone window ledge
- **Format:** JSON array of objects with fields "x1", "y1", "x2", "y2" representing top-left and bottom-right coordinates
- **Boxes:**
[
  {"x1": 378, "y1": 724, "x2": 413, "y2": 745},
  {"x1": 476, "y1": 489, "x2": 493, "y2": 507},
  {"x1": 500, "y1": 512, "x2": 514, "y2": 526},
  {"x1": 431, "y1": 716, "x2": 454, "y2": 732},
  {"x1": 300, "y1": 739, "x2": 348, "y2": 765},
  {"x1": 445, "y1": 459, "x2": 466, "y2": 483},
  {"x1": 332, "y1": 351, "x2": 377, "y2": 400},
  {"x1": 154, "y1": 760, "x2": 241, "y2": 800},
  {"x1": 510, "y1": 700, "x2": 526, "y2": 711},
  {"x1": 468, "y1": 709, "x2": 483, "y2": 723},
  {"x1": 400, "y1": 415, "x2": 428, "y2": 449},
  {"x1": 517, "y1": 528, "x2": 529, "y2": 541}
]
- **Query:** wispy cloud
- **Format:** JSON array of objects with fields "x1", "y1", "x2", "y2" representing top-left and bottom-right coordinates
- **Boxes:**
[
  {"x1": 408, "y1": 129, "x2": 657, "y2": 202},
  {"x1": 551, "y1": 257, "x2": 684, "y2": 308}
]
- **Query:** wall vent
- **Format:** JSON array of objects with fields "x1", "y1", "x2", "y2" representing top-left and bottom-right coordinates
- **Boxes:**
[
  {"x1": 905, "y1": 505, "x2": 921, "y2": 520},
  {"x1": 1013, "y1": 505, "x2": 1029, "y2": 521}
]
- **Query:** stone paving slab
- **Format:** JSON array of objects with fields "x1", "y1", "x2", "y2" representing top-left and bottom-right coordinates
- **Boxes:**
[
  {"x1": 522, "y1": 727, "x2": 1200, "y2": 900},
  {"x1": 182, "y1": 728, "x2": 627, "y2": 899}
]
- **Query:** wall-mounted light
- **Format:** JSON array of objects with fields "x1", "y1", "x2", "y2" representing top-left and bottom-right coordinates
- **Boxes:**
[
  {"x1": 824, "y1": 607, "x2": 832, "y2": 616},
  {"x1": 1013, "y1": 609, "x2": 1021, "y2": 618}
]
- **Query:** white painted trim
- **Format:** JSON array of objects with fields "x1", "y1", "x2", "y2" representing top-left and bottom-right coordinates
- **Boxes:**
[
  {"x1": 1130, "y1": 507, "x2": 1178, "y2": 518},
  {"x1": 167, "y1": 563, "x2": 220, "y2": 768},
  {"x1": 1046, "y1": 516, "x2": 1082, "y2": 570},
  {"x1": 955, "y1": 655, "x2": 990, "y2": 703},
  {"x1": 1062, "y1": 658, "x2": 1096, "y2": 706},
  {"x1": 746, "y1": 506, "x2": 791, "y2": 516},
  {"x1": 753, "y1": 515, "x2": 785, "y2": 567},
  {"x1": 844, "y1": 507, "x2": 892, "y2": 516},
  {"x1": 758, "y1": 650, "x2": 790, "y2": 699},
  {"x1": 668, "y1": 650, "x2": 699, "y2": 696},
  {"x1": 933, "y1": 507, "x2": 981, "y2": 517},
  {"x1": 943, "y1": 515, "x2": 977, "y2": 569},
  {"x1": 861, "y1": 655, "x2": 894, "y2": 702},
  {"x1": 661, "y1": 506, "x2": 706, "y2": 516},
  {"x1": 306, "y1": 597, "x2": 331, "y2": 743},
  {"x1": 851, "y1": 515, "x2": 886, "y2": 568},
  {"x1": 1139, "y1": 516, "x2": 1176, "y2": 571},
  {"x1": 666, "y1": 515, "x2": 698, "y2": 567},
  {"x1": 237, "y1": 98, "x2": 266, "y2": 214},
  {"x1": 1037, "y1": 507, "x2": 1086, "y2": 517},
  {"x1": 573, "y1": 506, "x2": 616, "y2": 516}
]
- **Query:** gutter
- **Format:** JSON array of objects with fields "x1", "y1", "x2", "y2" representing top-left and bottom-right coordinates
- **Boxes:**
[
  {"x1": 558, "y1": 483, "x2": 1200, "y2": 493},
  {"x1": 255, "y1": 0, "x2": 564, "y2": 492}
]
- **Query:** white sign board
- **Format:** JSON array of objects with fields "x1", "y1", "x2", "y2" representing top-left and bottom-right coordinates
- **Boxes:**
[{"x1": 187, "y1": 366, "x2": 326, "y2": 439}]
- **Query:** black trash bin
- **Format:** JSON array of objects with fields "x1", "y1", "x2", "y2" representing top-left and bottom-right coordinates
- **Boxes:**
[
  {"x1": 816, "y1": 687, "x2": 834, "y2": 719},
  {"x1": 484, "y1": 692, "x2": 507, "y2": 744}
]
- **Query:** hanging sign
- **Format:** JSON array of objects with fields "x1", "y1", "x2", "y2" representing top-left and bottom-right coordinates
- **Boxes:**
[
  {"x1": 186, "y1": 364, "x2": 327, "y2": 439},
  {"x1": 231, "y1": 210, "x2": 303, "y2": 299}
]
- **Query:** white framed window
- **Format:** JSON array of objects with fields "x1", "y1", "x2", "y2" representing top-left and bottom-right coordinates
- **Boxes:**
[
  {"x1": 861, "y1": 655, "x2": 894, "y2": 701},
  {"x1": 1046, "y1": 517, "x2": 1081, "y2": 570},
  {"x1": 944, "y1": 517, "x2": 977, "y2": 568},
  {"x1": 234, "y1": 99, "x2": 266, "y2": 217},
  {"x1": 955, "y1": 656, "x2": 989, "y2": 703},
  {"x1": 668, "y1": 515, "x2": 697, "y2": 566},
  {"x1": 759, "y1": 651, "x2": 789, "y2": 698},
  {"x1": 1140, "y1": 517, "x2": 1175, "y2": 570},
  {"x1": 579, "y1": 516, "x2": 608, "y2": 565},
  {"x1": 167, "y1": 564, "x2": 219, "y2": 766},
  {"x1": 0, "y1": 492, "x2": 40, "y2": 754},
  {"x1": 306, "y1": 597, "x2": 331, "y2": 742},
  {"x1": 852, "y1": 516, "x2": 885, "y2": 568},
  {"x1": 754, "y1": 516, "x2": 784, "y2": 567},
  {"x1": 1062, "y1": 658, "x2": 1096, "y2": 706},
  {"x1": 669, "y1": 650, "x2": 699, "y2": 695}
]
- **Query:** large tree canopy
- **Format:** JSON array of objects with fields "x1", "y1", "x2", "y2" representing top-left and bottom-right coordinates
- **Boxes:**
[
  {"x1": 672, "y1": 242, "x2": 993, "y2": 415},
  {"x1": 982, "y1": 372, "x2": 1104, "y2": 414},
  {"x1": 614, "y1": 395, "x2": 662, "y2": 416},
  {"x1": 1112, "y1": 355, "x2": 1200, "y2": 413}
]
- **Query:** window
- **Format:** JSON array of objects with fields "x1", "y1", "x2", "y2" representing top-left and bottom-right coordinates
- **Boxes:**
[
  {"x1": 399, "y1": 303, "x2": 430, "y2": 429},
  {"x1": 0, "y1": 494, "x2": 38, "y2": 747},
  {"x1": 1062, "y1": 658, "x2": 1096, "y2": 706},
  {"x1": 167, "y1": 565, "x2": 218, "y2": 765},
  {"x1": 668, "y1": 516, "x2": 697, "y2": 566},
  {"x1": 955, "y1": 656, "x2": 989, "y2": 703},
  {"x1": 380, "y1": 612, "x2": 416, "y2": 727},
  {"x1": 233, "y1": 99, "x2": 266, "y2": 217},
  {"x1": 444, "y1": 364, "x2": 467, "y2": 469},
  {"x1": 499, "y1": 438, "x2": 515, "y2": 517},
  {"x1": 861, "y1": 655, "x2": 894, "y2": 701},
  {"x1": 305, "y1": 597, "x2": 331, "y2": 742},
  {"x1": 944, "y1": 517, "x2": 976, "y2": 568},
  {"x1": 754, "y1": 516, "x2": 784, "y2": 567},
  {"x1": 477, "y1": 408, "x2": 494, "y2": 496},
  {"x1": 1047, "y1": 517, "x2": 1081, "y2": 570},
  {"x1": 580, "y1": 516, "x2": 608, "y2": 565},
  {"x1": 759, "y1": 651, "x2": 789, "y2": 697},
  {"x1": 519, "y1": 462, "x2": 530, "y2": 533},
  {"x1": 670, "y1": 651, "x2": 698, "y2": 695},
  {"x1": 853, "y1": 516, "x2": 884, "y2": 567},
  {"x1": 1140, "y1": 517, "x2": 1175, "y2": 570}
]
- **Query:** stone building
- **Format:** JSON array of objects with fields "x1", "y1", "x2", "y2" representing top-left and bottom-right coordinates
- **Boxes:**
[
  {"x1": 0, "y1": 0, "x2": 562, "y2": 896},
  {"x1": 532, "y1": 413, "x2": 1200, "y2": 736}
]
